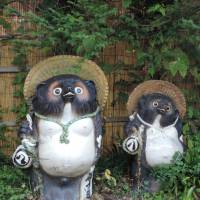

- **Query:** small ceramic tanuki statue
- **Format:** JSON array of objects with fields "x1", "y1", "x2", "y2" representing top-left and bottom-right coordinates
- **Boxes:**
[
  {"x1": 12, "y1": 55, "x2": 108, "y2": 200},
  {"x1": 122, "y1": 80, "x2": 186, "y2": 192}
]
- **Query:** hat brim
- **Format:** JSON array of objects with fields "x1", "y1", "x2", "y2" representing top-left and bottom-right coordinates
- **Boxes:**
[
  {"x1": 24, "y1": 55, "x2": 109, "y2": 109},
  {"x1": 127, "y1": 80, "x2": 186, "y2": 118}
]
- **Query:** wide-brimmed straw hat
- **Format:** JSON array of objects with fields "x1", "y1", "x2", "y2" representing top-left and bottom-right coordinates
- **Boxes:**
[
  {"x1": 24, "y1": 55, "x2": 109, "y2": 109},
  {"x1": 127, "y1": 80, "x2": 186, "y2": 118}
]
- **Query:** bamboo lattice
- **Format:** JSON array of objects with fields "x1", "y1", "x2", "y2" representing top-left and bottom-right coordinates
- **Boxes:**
[{"x1": 0, "y1": 0, "x2": 198, "y2": 156}]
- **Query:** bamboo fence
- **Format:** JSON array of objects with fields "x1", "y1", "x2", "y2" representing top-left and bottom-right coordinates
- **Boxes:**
[{"x1": 0, "y1": 1, "x2": 199, "y2": 156}]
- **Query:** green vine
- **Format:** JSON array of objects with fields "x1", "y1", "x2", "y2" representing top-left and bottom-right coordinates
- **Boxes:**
[
  {"x1": 12, "y1": 72, "x2": 28, "y2": 122},
  {"x1": 8, "y1": 0, "x2": 116, "y2": 59},
  {"x1": 116, "y1": 0, "x2": 200, "y2": 80},
  {"x1": 0, "y1": 0, "x2": 200, "y2": 199},
  {"x1": 0, "y1": 107, "x2": 7, "y2": 157}
]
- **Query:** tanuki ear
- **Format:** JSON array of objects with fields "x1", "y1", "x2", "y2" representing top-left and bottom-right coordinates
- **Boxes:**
[
  {"x1": 36, "y1": 82, "x2": 46, "y2": 91},
  {"x1": 84, "y1": 80, "x2": 96, "y2": 95},
  {"x1": 34, "y1": 82, "x2": 47, "y2": 100},
  {"x1": 138, "y1": 95, "x2": 147, "y2": 110},
  {"x1": 84, "y1": 80, "x2": 95, "y2": 87}
]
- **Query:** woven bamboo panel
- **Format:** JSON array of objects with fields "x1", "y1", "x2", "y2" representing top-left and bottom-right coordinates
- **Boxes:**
[
  {"x1": 0, "y1": 1, "x2": 47, "y2": 155},
  {"x1": 0, "y1": 129, "x2": 18, "y2": 156},
  {"x1": 0, "y1": 0, "x2": 137, "y2": 155},
  {"x1": 0, "y1": 73, "x2": 19, "y2": 121},
  {"x1": 1, "y1": 0, "x2": 199, "y2": 156},
  {"x1": 102, "y1": 42, "x2": 135, "y2": 153}
]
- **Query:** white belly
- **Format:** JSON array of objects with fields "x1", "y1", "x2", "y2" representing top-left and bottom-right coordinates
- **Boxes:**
[
  {"x1": 38, "y1": 117, "x2": 96, "y2": 177},
  {"x1": 145, "y1": 127, "x2": 183, "y2": 167}
]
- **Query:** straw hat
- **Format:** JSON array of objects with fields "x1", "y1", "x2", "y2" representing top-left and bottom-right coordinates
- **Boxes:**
[
  {"x1": 24, "y1": 55, "x2": 109, "y2": 109},
  {"x1": 127, "y1": 80, "x2": 186, "y2": 118}
]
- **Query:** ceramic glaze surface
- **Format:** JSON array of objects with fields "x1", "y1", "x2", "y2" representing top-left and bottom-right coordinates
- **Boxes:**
[
  {"x1": 145, "y1": 125, "x2": 183, "y2": 167},
  {"x1": 38, "y1": 104, "x2": 96, "y2": 177}
]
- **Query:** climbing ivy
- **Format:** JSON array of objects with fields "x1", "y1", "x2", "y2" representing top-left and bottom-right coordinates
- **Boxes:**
[
  {"x1": 11, "y1": 72, "x2": 28, "y2": 122},
  {"x1": 0, "y1": 107, "x2": 7, "y2": 156},
  {"x1": 0, "y1": 0, "x2": 200, "y2": 199},
  {"x1": 1, "y1": 0, "x2": 117, "y2": 123},
  {"x1": 116, "y1": 0, "x2": 200, "y2": 80},
  {"x1": 9, "y1": 0, "x2": 116, "y2": 59}
]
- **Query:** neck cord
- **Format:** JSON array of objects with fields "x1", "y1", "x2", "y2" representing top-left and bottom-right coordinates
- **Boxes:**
[
  {"x1": 35, "y1": 107, "x2": 100, "y2": 144},
  {"x1": 136, "y1": 113, "x2": 179, "y2": 130}
]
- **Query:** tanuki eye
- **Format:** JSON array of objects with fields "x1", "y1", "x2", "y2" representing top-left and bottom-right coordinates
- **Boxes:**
[
  {"x1": 53, "y1": 88, "x2": 62, "y2": 96},
  {"x1": 74, "y1": 87, "x2": 83, "y2": 94},
  {"x1": 153, "y1": 101, "x2": 158, "y2": 107},
  {"x1": 166, "y1": 105, "x2": 171, "y2": 112}
]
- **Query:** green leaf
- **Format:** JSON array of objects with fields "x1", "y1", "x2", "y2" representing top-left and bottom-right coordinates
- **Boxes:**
[
  {"x1": 147, "y1": 4, "x2": 166, "y2": 16},
  {"x1": 136, "y1": 50, "x2": 148, "y2": 66},
  {"x1": 180, "y1": 19, "x2": 200, "y2": 30},
  {"x1": 185, "y1": 186, "x2": 195, "y2": 200},
  {"x1": 148, "y1": 67, "x2": 156, "y2": 77},
  {"x1": 0, "y1": 17, "x2": 11, "y2": 29},
  {"x1": 168, "y1": 61, "x2": 178, "y2": 76},
  {"x1": 122, "y1": 0, "x2": 132, "y2": 8},
  {"x1": 190, "y1": 68, "x2": 200, "y2": 82},
  {"x1": 188, "y1": 139, "x2": 193, "y2": 150},
  {"x1": 183, "y1": 123, "x2": 190, "y2": 135},
  {"x1": 100, "y1": 63, "x2": 114, "y2": 74},
  {"x1": 188, "y1": 106, "x2": 194, "y2": 119},
  {"x1": 82, "y1": 36, "x2": 96, "y2": 50},
  {"x1": 168, "y1": 49, "x2": 189, "y2": 78}
]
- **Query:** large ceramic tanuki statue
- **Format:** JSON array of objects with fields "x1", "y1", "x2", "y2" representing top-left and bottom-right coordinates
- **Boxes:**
[
  {"x1": 123, "y1": 80, "x2": 186, "y2": 192},
  {"x1": 12, "y1": 56, "x2": 108, "y2": 200}
]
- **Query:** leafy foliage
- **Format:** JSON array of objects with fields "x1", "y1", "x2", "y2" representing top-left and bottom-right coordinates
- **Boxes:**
[
  {"x1": 0, "y1": 165, "x2": 32, "y2": 200},
  {"x1": 95, "y1": 144, "x2": 131, "y2": 198},
  {"x1": 117, "y1": 0, "x2": 200, "y2": 79},
  {"x1": 149, "y1": 132, "x2": 200, "y2": 200},
  {"x1": 142, "y1": 88, "x2": 200, "y2": 200},
  {"x1": 11, "y1": 0, "x2": 116, "y2": 59},
  {"x1": 11, "y1": 72, "x2": 28, "y2": 122},
  {"x1": 0, "y1": 107, "x2": 8, "y2": 157},
  {"x1": 0, "y1": 0, "x2": 200, "y2": 199}
]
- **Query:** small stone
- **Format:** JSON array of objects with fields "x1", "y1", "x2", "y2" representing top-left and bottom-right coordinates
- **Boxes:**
[{"x1": 91, "y1": 193, "x2": 104, "y2": 200}]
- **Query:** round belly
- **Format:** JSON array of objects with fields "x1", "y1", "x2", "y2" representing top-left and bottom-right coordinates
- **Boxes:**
[
  {"x1": 145, "y1": 137, "x2": 183, "y2": 167},
  {"x1": 38, "y1": 130, "x2": 96, "y2": 177}
]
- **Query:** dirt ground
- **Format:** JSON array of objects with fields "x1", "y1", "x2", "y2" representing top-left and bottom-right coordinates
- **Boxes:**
[{"x1": 92, "y1": 193, "x2": 132, "y2": 200}]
